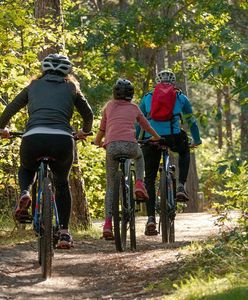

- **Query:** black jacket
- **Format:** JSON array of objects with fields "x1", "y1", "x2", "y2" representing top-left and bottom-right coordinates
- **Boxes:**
[{"x1": 0, "y1": 74, "x2": 93, "y2": 133}]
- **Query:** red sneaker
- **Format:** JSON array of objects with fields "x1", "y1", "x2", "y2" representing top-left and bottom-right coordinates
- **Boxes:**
[
  {"x1": 135, "y1": 179, "x2": 149, "y2": 201},
  {"x1": 14, "y1": 191, "x2": 32, "y2": 222},
  {"x1": 57, "y1": 232, "x2": 74, "y2": 249},
  {"x1": 103, "y1": 218, "x2": 114, "y2": 240}
]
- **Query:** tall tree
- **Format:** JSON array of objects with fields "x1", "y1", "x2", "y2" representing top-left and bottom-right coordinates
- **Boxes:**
[
  {"x1": 34, "y1": 0, "x2": 64, "y2": 60},
  {"x1": 216, "y1": 89, "x2": 223, "y2": 149},
  {"x1": 167, "y1": 4, "x2": 199, "y2": 212},
  {"x1": 34, "y1": 0, "x2": 91, "y2": 228},
  {"x1": 223, "y1": 86, "x2": 233, "y2": 149}
]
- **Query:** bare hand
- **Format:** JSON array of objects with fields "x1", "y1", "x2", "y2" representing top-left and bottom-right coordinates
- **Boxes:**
[
  {"x1": 93, "y1": 139, "x2": 104, "y2": 147},
  {"x1": 149, "y1": 135, "x2": 161, "y2": 141},
  {"x1": 190, "y1": 142, "x2": 202, "y2": 148},
  {"x1": 75, "y1": 129, "x2": 91, "y2": 140},
  {"x1": 0, "y1": 128, "x2": 10, "y2": 139}
]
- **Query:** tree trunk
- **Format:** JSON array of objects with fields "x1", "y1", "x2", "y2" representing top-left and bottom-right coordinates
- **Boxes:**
[
  {"x1": 34, "y1": 0, "x2": 63, "y2": 60},
  {"x1": 223, "y1": 86, "x2": 233, "y2": 148},
  {"x1": 156, "y1": 47, "x2": 165, "y2": 71},
  {"x1": 240, "y1": 103, "x2": 248, "y2": 161},
  {"x1": 34, "y1": 0, "x2": 91, "y2": 228},
  {"x1": 168, "y1": 39, "x2": 199, "y2": 212},
  {"x1": 184, "y1": 153, "x2": 199, "y2": 212},
  {"x1": 217, "y1": 89, "x2": 223, "y2": 149},
  {"x1": 70, "y1": 144, "x2": 91, "y2": 229}
]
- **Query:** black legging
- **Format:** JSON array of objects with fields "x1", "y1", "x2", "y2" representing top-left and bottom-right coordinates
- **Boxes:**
[
  {"x1": 142, "y1": 130, "x2": 190, "y2": 218},
  {"x1": 19, "y1": 134, "x2": 74, "y2": 229}
]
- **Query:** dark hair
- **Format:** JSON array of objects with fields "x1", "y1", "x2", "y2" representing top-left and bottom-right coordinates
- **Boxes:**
[{"x1": 113, "y1": 78, "x2": 134, "y2": 101}]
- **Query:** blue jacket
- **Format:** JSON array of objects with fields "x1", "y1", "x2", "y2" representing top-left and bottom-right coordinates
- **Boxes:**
[{"x1": 136, "y1": 90, "x2": 202, "y2": 144}]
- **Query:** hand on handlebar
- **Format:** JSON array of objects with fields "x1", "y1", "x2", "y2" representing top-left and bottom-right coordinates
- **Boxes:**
[
  {"x1": 0, "y1": 128, "x2": 11, "y2": 139},
  {"x1": 149, "y1": 135, "x2": 161, "y2": 142},
  {"x1": 74, "y1": 129, "x2": 93, "y2": 140},
  {"x1": 190, "y1": 141, "x2": 202, "y2": 148},
  {"x1": 92, "y1": 139, "x2": 104, "y2": 147}
]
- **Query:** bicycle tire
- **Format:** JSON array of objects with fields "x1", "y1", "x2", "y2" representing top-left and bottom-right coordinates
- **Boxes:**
[
  {"x1": 113, "y1": 171, "x2": 126, "y2": 252},
  {"x1": 169, "y1": 172, "x2": 176, "y2": 243},
  {"x1": 129, "y1": 170, "x2": 136, "y2": 251},
  {"x1": 160, "y1": 170, "x2": 170, "y2": 243},
  {"x1": 40, "y1": 177, "x2": 53, "y2": 279}
]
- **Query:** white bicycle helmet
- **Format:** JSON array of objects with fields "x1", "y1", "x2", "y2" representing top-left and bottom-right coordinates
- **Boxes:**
[
  {"x1": 41, "y1": 53, "x2": 72, "y2": 75},
  {"x1": 155, "y1": 70, "x2": 176, "y2": 84}
]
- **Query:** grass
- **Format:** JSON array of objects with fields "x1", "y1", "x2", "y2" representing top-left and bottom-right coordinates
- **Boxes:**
[
  {"x1": 147, "y1": 226, "x2": 248, "y2": 300},
  {"x1": 0, "y1": 216, "x2": 102, "y2": 246}
]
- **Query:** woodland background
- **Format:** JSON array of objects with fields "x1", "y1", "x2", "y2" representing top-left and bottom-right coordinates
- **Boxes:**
[{"x1": 0, "y1": 0, "x2": 247, "y2": 228}]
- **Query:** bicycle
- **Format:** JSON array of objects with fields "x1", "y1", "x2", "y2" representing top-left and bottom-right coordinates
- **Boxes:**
[
  {"x1": 112, "y1": 155, "x2": 136, "y2": 252},
  {"x1": 4, "y1": 131, "x2": 92, "y2": 279},
  {"x1": 140, "y1": 138, "x2": 177, "y2": 243},
  {"x1": 5, "y1": 132, "x2": 59, "y2": 278}
]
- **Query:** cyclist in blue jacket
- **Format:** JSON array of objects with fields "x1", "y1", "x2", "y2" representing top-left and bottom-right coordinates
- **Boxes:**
[{"x1": 136, "y1": 70, "x2": 202, "y2": 236}]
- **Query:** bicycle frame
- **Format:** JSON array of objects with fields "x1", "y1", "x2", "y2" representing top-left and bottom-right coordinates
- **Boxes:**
[
  {"x1": 123, "y1": 159, "x2": 135, "y2": 217},
  {"x1": 113, "y1": 156, "x2": 136, "y2": 251},
  {"x1": 160, "y1": 147, "x2": 176, "y2": 212},
  {"x1": 33, "y1": 159, "x2": 60, "y2": 238}
]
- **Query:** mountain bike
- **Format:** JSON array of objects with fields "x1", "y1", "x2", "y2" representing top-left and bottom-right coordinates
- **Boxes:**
[
  {"x1": 7, "y1": 132, "x2": 59, "y2": 278},
  {"x1": 5, "y1": 131, "x2": 92, "y2": 278},
  {"x1": 140, "y1": 138, "x2": 177, "y2": 243},
  {"x1": 112, "y1": 156, "x2": 136, "y2": 252}
]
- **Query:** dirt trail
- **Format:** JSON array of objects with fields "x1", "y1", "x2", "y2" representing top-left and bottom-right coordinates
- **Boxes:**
[{"x1": 0, "y1": 212, "x2": 218, "y2": 300}]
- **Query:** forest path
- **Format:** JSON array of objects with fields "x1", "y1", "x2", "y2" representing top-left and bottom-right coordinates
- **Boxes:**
[{"x1": 0, "y1": 212, "x2": 218, "y2": 300}]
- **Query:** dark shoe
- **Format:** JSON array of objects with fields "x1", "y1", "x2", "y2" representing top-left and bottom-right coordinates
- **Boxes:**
[
  {"x1": 145, "y1": 216, "x2": 158, "y2": 236},
  {"x1": 14, "y1": 191, "x2": 32, "y2": 223},
  {"x1": 176, "y1": 184, "x2": 189, "y2": 202},
  {"x1": 57, "y1": 232, "x2": 74, "y2": 249},
  {"x1": 103, "y1": 218, "x2": 114, "y2": 240}
]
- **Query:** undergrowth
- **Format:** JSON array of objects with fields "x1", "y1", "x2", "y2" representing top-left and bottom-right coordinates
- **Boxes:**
[
  {"x1": 147, "y1": 226, "x2": 248, "y2": 300},
  {"x1": 0, "y1": 217, "x2": 102, "y2": 246}
]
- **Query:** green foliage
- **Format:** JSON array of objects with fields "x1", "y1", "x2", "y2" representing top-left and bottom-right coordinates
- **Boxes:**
[
  {"x1": 0, "y1": 0, "x2": 247, "y2": 226},
  {"x1": 77, "y1": 120, "x2": 106, "y2": 219},
  {"x1": 149, "y1": 227, "x2": 248, "y2": 300}
]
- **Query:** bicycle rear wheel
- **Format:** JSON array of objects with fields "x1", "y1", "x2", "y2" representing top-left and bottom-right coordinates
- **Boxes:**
[
  {"x1": 160, "y1": 170, "x2": 170, "y2": 243},
  {"x1": 40, "y1": 177, "x2": 53, "y2": 278},
  {"x1": 169, "y1": 172, "x2": 176, "y2": 243},
  {"x1": 129, "y1": 170, "x2": 136, "y2": 251},
  {"x1": 113, "y1": 171, "x2": 127, "y2": 252}
]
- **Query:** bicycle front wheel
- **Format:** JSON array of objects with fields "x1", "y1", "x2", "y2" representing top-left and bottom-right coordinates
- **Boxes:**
[
  {"x1": 113, "y1": 171, "x2": 127, "y2": 252},
  {"x1": 40, "y1": 177, "x2": 53, "y2": 279},
  {"x1": 160, "y1": 170, "x2": 170, "y2": 243}
]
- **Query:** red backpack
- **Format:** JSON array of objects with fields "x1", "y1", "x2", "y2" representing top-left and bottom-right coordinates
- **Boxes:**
[{"x1": 150, "y1": 83, "x2": 177, "y2": 121}]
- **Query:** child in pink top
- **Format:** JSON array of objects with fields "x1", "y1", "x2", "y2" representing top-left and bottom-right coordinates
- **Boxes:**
[{"x1": 94, "y1": 78, "x2": 160, "y2": 239}]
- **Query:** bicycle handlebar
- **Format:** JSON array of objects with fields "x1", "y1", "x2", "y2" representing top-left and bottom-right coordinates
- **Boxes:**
[
  {"x1": 138, "y1": 138, "x2": 194, "y2": 148},
  {"x1": 138, "y1": 138, "x2": 167, "y2": 146},
  {"x1": 0, "y1": 130, "x2": 94, "y2": 140}
]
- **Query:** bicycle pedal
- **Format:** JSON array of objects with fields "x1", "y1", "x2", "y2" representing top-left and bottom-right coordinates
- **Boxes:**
[
  {"x1": 19, "y1": 218, "x2": 33, "y2": 224},
  {"x1": 135, "y1": 199, "x2": 146, "y2": 203},
  {"x1": 104, "y1": 236, "x2": 115, "y2": 241}
]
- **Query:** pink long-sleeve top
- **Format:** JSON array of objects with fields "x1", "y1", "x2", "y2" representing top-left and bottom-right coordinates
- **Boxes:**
[{"x1": 100, "y1": 99, "x2": 153, "y2": 146}]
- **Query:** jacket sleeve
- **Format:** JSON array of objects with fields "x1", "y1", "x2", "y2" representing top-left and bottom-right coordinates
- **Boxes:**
[
  {"x1": 181, "y1": 94, "x2": 202, "y2": 144},
  {"x1": 0, "y1": 87, "x2": 29, "y2": 128},
  {"x1": 74, "y1": 90, "x2": 94, "y2": 133}
]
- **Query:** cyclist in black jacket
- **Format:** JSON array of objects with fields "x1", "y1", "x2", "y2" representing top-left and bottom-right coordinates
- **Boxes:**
[{"x1": 0, "y1": 54, "x2": 93, "y2": 249}]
